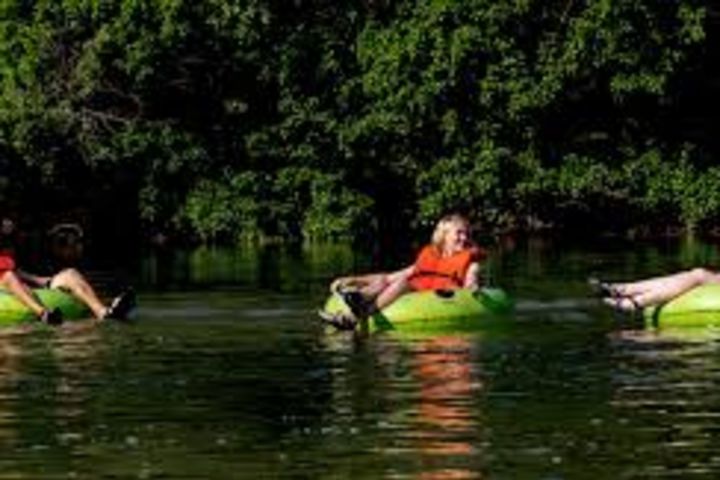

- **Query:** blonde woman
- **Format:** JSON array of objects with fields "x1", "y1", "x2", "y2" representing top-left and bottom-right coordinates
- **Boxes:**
[{"x1": 322, "y1": 214, "x2": 485, "y2": 329}]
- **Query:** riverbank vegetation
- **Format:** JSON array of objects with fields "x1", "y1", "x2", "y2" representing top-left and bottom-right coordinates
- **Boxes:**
[{"x1": 0, "y1": 0, "x2": 714, "y2": 244}]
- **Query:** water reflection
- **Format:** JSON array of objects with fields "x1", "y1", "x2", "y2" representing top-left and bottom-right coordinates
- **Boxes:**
[
  {"x1": 410, "y1": 336, "x2": 483, "y2": 480},
  {"x1": 139, "y1": 237, "x2": 720, "y2": 479},
  {"x1": 319, "y1": 331, "x2": 486, "y2": 479},
  {"x1": 3, "y1": 238, "x2": 720, "y2": 477},
  {"x1": 0, "y1": 329, "x2": 24, "y2": 463},
  {"x1": 0, "y1": 322, "x2": 107, "y2": 475},
  {"x1": 141, "y1": 244, "x2": 363, "y2": 293},
  {"x1": 323, "y1": 296, "x2": 720, "y2": 478},
  {"x1": 608, "y1": 327, "x2": 720, "y2": 478}
]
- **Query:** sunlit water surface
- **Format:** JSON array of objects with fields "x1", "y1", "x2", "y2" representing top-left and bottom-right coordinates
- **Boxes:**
[{"x1": 2, "y1": 239, "x2": 720, "y2": 479}]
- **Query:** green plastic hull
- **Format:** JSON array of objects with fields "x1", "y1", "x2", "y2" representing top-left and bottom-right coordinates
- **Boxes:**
[
  {"x1": 0, "y1": 288, "x2": 90, "y2": 326},
  {"x1": 322, "y1": 288, "x2": 513, "y2": 334},
  {"x1": 644, "y1": 284, "x2": 720, "y2": 327}
]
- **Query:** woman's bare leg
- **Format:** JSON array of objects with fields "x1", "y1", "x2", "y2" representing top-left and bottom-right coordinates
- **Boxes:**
[
  {"x1": 374, "y1": 276, "x2": 411, "y2": 310},
  {"x1": 632, "y1": 268, "x2": 720, "y2": 305},
  {"x1": 0, "y1": 271, "x2": 46, "y2": 316},
  {"x1": 331, "y1": 273, "x2": 385, "y2": 292},
  {"x1": 607, "y1": 268, "x2": 720, "y2": 309},
  {"x1": 612, "y1": 268, "x2": 718, "y2": 296},
  {"x1": 50, "y1": 268, "x2": 107, "y2": 319},
  {"x1": 357, "y1": 275, "x2": 391, "y2": 299},
  {"x1": 326, "y1": 267, "x2": 415, "y2": 323}
]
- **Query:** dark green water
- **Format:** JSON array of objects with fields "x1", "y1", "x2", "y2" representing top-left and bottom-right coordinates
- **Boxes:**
[{"x1": 2, "y1": 238, "x2": 720, "y2": 479}]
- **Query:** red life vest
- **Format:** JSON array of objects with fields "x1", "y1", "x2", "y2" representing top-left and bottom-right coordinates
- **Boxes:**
[
  {"x1": 408, "y1": 245, "x2": 483, "y2": 291},
  {"x1": 0, "y1": 249, "x2": 15, "y2": 272}
]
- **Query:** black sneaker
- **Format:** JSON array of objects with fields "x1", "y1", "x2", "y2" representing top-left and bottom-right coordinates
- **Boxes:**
[
  {"x1": 104, "y1": 288, "x2": 137, "y2": 320},
  {"x1": 40, "y1": 307, "x2": 63, "y2": 326},
  {"x1": 337, "y1": 288, "x2": 372, "y2": 319},
  {"x1": 318, "y1": 310, "x2": 357, "y2": 331}
]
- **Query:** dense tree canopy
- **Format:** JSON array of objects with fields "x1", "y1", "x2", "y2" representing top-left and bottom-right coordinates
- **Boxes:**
[{"x1": 0, "y1": 0, "x2": 713, "y2": 243}]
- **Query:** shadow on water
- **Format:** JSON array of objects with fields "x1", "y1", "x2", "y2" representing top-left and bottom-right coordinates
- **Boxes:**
[{"x1": 2, "y1": 237, "x2": 720, "y2": 477}]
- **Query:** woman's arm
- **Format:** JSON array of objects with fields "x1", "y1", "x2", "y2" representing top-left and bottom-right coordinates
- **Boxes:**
[
  {"x1": 331, "y1": 272, "x2": 388, "y2": 292},
  {"x1": 386, "y1": 265, "x2": 415, "y2": 284},
  {"x1": 16, "y1": 270, "x2": 52, "y2": 288},
  {"x1": 330, "y1": 265, "x2": 415, "y2": 292}
]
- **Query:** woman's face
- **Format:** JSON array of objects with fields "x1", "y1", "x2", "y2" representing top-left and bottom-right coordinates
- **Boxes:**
[{"x1": 444, "y1": 222, "x2": 469, "y2": 254}]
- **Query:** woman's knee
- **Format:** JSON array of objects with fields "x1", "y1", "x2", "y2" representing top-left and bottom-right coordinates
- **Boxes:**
[
  {"x1": 51, "y1": 267, "x2": 83, "y2": 286},
  {"x1": 386, "y1": 275, "x2": 409, "y2": 293},
  {"x1": 0, "y1": 270, "x2": 19, "y2": 285}
]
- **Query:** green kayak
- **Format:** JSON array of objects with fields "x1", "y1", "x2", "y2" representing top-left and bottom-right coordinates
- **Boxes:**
[
  {"x1": 322, "y1": 287, "x2": 513, "y2": 334},
  {"x1": 644, "y1": 284, "x2": 720, "y2": 327},
  {"x1": 0, "y1": 288, "x2": 90, "y2": 326}
]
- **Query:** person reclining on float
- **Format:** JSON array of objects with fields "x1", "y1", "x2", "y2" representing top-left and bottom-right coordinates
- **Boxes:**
[
  {"x1": 322, "y1": 214, "x2": 484, "y2": 329},
  {"x1": 589, "y1": 268, "x2": 720, "y2": 312},
  {"x1": 0, "y1": 217, "x2": 134, "y2": 325}
]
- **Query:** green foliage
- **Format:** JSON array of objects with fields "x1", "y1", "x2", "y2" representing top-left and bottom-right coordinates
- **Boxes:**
[
  {"x1": 346, "y1": 0, "x2": 707, "y2": 232},
  {"x1": 417, "y1": 141, "x2": 508, "y2": 223},
  {"x1": 182, "y1": 167, "x2": 373, "y2": 243},
  {"x1": 183, "y1": 172, "x2": 264, "y2": 243},
  {"x1": 0, "y1": 0, "x2": 277, "y2": 221},
  {"x1": 626, "y1": 147, "x2": 720, "y2": 230},
  {"x1": 0, "y1": 0, "x2": 713, "y2": 241},
  {"x1": 297, "y1": 169, "x2": 374, "y2": 242}
]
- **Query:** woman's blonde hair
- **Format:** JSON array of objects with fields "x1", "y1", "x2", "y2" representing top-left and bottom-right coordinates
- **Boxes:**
[{"x1": 431, "y1": 214, "x2": 470, "y2": 249}]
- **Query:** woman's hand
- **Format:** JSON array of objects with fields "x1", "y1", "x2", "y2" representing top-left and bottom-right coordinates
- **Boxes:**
[
  {"x1": 17, "y1": 270, "x2": 52, "y2": 288},
  {"x1": 463, "y1": 262, "x2": 480, "y2": 290}
]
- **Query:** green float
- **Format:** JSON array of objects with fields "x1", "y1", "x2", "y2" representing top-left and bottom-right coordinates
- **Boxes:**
[
  {"x1": 0, "y1": 288, "x2": 90, "y2": 326},
  {"x1": 322, "y1": 287, "x2": 514, "y2": 334},
  {"x1": 644, "y1": 284, "x2": 720, "y2": 327}
]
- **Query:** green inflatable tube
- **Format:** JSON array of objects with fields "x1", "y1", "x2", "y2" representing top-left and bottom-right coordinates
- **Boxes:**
[
  {"x1": 644, "y1": 284, "x2": 720, "y2": 327},
  {"x1": 322, "y1": 287, "x2": 513, "y2": 334},
  {"x1": 0, "y1": 288, "x2": 90, "y2": 326}
]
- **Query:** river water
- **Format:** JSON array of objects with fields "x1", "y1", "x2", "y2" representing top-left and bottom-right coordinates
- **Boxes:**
[{"x1": 2, "y1": 238, "x2": 720, "y2": 479}]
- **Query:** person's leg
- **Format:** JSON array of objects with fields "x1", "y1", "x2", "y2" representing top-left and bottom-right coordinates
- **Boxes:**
[
  {"x1": 333, "y1": 273, "x2": 386, "y2": 294},
  {"x1": 49, "y1": 268, "x2": 107, "y2": 319},
  {"x1": 607, "y1": 268, "x2": 720, "y2": 310},
  {"x1": 357, "y1": 275, "x2": 390, "y2": 299},
  {"x1": 332, "y1": 273, "x2": 390, "y2": 318},
  {"x1": 0, "y1": 270, "x2": 46, "y2": 316},
  {"x1": 631, "y1": 268, "x2": 720, "y2": 305},
  {"x1": 321, "y1": 273, "x2": 386, "y2": 329},
  {"x1": 374, "y1": 275, "x2": 411, "y2": 311},
  {"x1": 349, "y1": 267, "x2": 415, "y2": 312},
  {"x1": 611, "y1": 269, "x2": 711, "y2": 296},
  {"x1": 320, "y1": 273, "x2": 412, "y2": 330}
]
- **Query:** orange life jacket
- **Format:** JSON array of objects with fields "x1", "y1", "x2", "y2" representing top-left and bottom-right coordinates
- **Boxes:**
[
  {"x1": 0, "y1": 249, "x2": 15, "y2": 272},
  {"x1": 408, "y1": 245, "x2": 483, "y2": 291}
]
